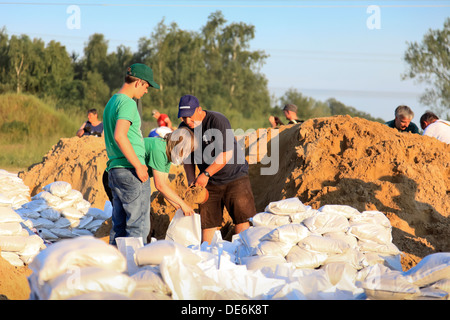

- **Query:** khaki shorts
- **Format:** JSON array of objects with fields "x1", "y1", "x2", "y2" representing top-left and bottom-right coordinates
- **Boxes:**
[{"x1": 199, "y1": 175, "x2": 257, "y2": 229}]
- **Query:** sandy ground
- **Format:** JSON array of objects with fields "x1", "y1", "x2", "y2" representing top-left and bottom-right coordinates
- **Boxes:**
[{"x1": 1, "y1": 115, "x2": 449, "y2": 299}]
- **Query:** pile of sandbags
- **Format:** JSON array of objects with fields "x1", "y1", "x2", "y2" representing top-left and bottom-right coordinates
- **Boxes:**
[
  {"x1": 0, "y1": 169, "x2": 30, "y2": 209},
  {"x1": 27, "y1": 198, "x2": 450, "y2": 300},
  {"x1": 28, "y1": 236, "x2": 135, "y2": 300},
  {"x1": 237, "y1": 198, "x2": 402, "y2": 273},
  {"x1": 14, "y1": 181, "x2": 111, "y2": 242},
  {"x1": 0, "y1": 205, "x2": 45, "y2": 266}
]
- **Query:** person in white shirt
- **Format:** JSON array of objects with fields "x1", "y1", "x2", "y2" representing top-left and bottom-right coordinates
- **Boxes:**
[{"x1": 419, "y1": 111, "x2": 450, "y2": 144}]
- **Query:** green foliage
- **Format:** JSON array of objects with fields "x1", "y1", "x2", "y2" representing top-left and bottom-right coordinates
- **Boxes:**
[
  {"x1": 0, "y1": 93, "x2": 80, "y2": 169},
  {"x1": 403, "y1": 17, "x2": 450, "y2": 119}
]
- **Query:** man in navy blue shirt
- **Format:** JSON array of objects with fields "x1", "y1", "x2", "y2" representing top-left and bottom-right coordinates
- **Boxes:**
[{"x1": 177, "y1": 95, "x2": 256, "y2": 244}]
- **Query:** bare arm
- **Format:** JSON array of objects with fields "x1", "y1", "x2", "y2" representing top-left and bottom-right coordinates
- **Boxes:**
[
  {"x1": 114, "y1": 119, "x2": 149, "y2": 182},
  {"x1": 194, "y1": 149, "x2": 233, "y2": 187},
  {"x1": 153, "y1": 169, "x2": 194, "y2": 216}
]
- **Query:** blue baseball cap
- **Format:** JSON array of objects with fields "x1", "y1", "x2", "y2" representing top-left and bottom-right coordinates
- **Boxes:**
[{"x1": 178, "y1": 95, "x2": 200, "y2": 118}]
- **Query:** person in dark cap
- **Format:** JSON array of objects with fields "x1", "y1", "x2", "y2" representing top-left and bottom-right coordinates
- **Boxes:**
[
  {"x1": 269, "y1": 103, "x2": 303, "y2": 128},
  {"x1": 283, "y1": 104, "x2": 302, "y2": 125},
  {"x1": 177, "y1": 94, "x2": 257, "y2": 244},
  {"x1": 103, "y1": 63, "x2": 160, "y2": 245}
]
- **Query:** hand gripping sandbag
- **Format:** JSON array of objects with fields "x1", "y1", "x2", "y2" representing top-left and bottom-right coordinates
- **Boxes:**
[{"x1": 165, "y1": 209, "x2": 201, "y2": 247}]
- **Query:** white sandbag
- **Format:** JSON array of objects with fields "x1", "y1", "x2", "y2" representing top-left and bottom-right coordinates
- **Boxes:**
[
  {"x1": 32, "y1": 191, "x2": 62, "y2": 208},
  {"x1": 286, "y1": 246, "x2": 328, "y2": 269},
  {"x1": 86, "y1": 207, "x2": 106, "y2": 219},
  {"x1": 61, "y1": 207, "x2": 85, "y2": 220},
  {"x1": 265, "y1": 197, "x2": 307, "y2": 215},
  {"x1": 116, "y1": 236, "x2": 144, "y2": 275},
  {"x1": 84, "y1": 219, "x2": 104, "y2": 232},
  {"x1": 37, "y1": 228, "x2": 58, "y2": 241},
  {"x1": 36, "y1": 266, "x2": 136, "y2": 300},
  {"x1": 40, "y1": 208, "x2": 61, "y2": 222},
  {"x1": 51, "y1": 228, "x2": 75, "y2": 239},
  {"x1": 1, "y1": 251, "x2": 24, "y2": 267},
  {"x1": 357, "y1": 240, "x2": 401, "y2": 255},
  {"x1": 303, "y1": 212, "x2": 350, "y2": 234},
  {"x1": 53, "y1": 217, "x2": 71, "y2": 229},
  {"x1": 350, "y1": 210, "x2": 391, "y2": 228},
  {"x1": 73, "y1": 199, "x2": 91, "y2": 214},
  {"x1": 77, "y1": 215, "x2": 93, "y2": 229},
  {"x1": 348, "y1": 222, "x2": 392, "y2": 245},
  {"x1": 165, "y1": 209, "x2": 201, "y2": 247},
  {"x1": 256, "y1": 240, "x2": 294, "y2": 257},
  {"x1": 298, "y1": 234, "x2": 350, "y2": 254},
  {"x1": 22, "y1": 199, "x2": 48, "y2": 212},
  {"x1": 0, "y1": 193, "x2": 13, "y2": 206},
  {"x1": 238, "y1": 226, "x2": 273, "y2": 254},
  {"x1": 0, "y1": 222, "x2": 23, "y2": 236},
  {"x1": 134, "y1": 240, "x2": 201, "y2": 266},
  {"x1": 321, "y1": 262, "x2": 358, "y2": 286},
  {"x1": 319, "y1": 204, "x2": 360, "y2": 219},
  {"x1": 430, "y1": 278, "x2": 450, "y2": 293},
  {"x1": 403, "y1": 252, "x2": 450, "y2": 287},
  {"x1": 62, "y1": 189, "x2": 83, "y2": 202},
  {"x1": 289, "y1": 208, "x2": 317, "y2": 223},
  {"x1": 260, "y1": 223, "x2": 310, "y2": 244},
  {"x1": 71, "y1": 229, "x2": 94, "y2": 237},
  {"x1": 323, "y1": 232, "x2": 358, "y2": 248},
  {"x1": 250, "y1": 212, "x2": 290, "y2": 227},
  {"x1": 240, "y1": 255, "x2": 287, "y2": 272},
  {"x1": 29, "y1": 217, "x2": 55, "y2": 229},
  {"x1": 29, "y1": 236, "x2": 127, "y2": 283},
  {"x1": 0, "y1": 206, "x2": 24, "y2": 223},
  {"x1": 0, "y1": 235, "x2": 28, "y2": 252},
  {"x1": 43, "y1": 181, "x2": 72, "y2": 198},
  {"x1": 324, "y1": 249, "x2": 367, "y2": 270},
  {"x1": 18, "y1": 234, "x2": 45, "y2": 257},
  {"x1": 131, "y1": 266, "x2": 171, "y2": 295},
  {"x1": 359, "y1": 264, "x2": 420, "y2": 300},
  {"x1": 15, "y1": 207, "x2": 40, "y2": 219}
]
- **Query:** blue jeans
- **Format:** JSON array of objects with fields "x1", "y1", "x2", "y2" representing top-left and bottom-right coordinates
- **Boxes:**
[{"x1": 108, "y1": 168, "x2": 151, "y2": 245}]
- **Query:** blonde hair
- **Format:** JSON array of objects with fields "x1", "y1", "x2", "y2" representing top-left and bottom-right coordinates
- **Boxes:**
[{"x1": 165, "y1": 127, "x2": 196, "y2": 163}]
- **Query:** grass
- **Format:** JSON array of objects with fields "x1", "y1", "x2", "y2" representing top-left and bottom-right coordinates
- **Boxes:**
[{"x1": 0, "y1": 93, "x2": 81, "y2": 170}]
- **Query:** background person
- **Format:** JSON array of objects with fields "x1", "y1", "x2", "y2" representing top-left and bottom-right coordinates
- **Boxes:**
[
  {"x1": 76, "y1": 109, "x2": 103, "y2": 137},
  {"x1": 385, "y1": 105, "x2": 420, "y2": 133},
  {"x1": 420, "y1": 111, "x2": 450, "y2": 144}
]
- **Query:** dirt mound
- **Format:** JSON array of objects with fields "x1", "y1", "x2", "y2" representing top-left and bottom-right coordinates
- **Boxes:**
[
  {"x1": 19, "y1": 135, "x2": 109, "y2": 209},
  {"x1": 249, "y1": 115, "x2": 450, "y2": 269}
]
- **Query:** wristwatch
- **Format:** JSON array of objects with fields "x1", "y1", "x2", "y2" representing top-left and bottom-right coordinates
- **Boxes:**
[{"x1": 203, "y1": 170, "x2": 211, "y2": 178}]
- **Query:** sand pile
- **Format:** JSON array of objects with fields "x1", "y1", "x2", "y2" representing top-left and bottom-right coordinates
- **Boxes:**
[
  {"x1": 248, "y1": 115, "x2": 450, "y2": 269},
  {"x1": 19, "y1": 135, "x2": 109, "y2": 210}
]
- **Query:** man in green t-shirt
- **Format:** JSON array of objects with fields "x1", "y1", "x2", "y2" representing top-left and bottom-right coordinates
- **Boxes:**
[{"x1": 103, "y1": 63, "x2": 159, "y2": 245}]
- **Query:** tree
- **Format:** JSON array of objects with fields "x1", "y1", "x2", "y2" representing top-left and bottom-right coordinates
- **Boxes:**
[{"x1": 403, "y1": 18, "x2": 450, "y2": 118}]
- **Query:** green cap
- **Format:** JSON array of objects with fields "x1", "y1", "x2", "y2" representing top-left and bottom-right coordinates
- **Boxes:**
[{"x1": 126, "y1": 63, "x2": 160, "y2": 89}]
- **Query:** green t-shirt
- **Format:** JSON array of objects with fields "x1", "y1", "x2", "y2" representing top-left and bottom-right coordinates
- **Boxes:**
[
  {"x1": 103, "y1": 94, "x2": 146, "y2": 170},
  {"x1": 144, "y1": 137, "x2": 171, "y2": 177}
]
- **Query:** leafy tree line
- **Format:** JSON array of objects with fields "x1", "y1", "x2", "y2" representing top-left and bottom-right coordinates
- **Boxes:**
[{"x1": 1, "y1": 11, "x2": 387, "y2": 131}]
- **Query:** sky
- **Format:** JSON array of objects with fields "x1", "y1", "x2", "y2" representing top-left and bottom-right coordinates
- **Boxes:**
[{"x1": 0, "y1": 0, "x2": 449, "y2": 121}]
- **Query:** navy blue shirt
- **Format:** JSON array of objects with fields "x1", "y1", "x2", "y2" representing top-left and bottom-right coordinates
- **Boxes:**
[
  {"x1": 385, "y1": 119, "x2": 419, "y2": 134},
  {"x1": 180, "y1": 111, "x2": 248, "y2": 185}
]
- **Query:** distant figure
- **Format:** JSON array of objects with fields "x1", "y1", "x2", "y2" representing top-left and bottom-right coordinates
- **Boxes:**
[
  {"x1": 419, "y1": 111, "x2": 450, "y2": 144},
  {"x1": 385, "y1": 105, "x2": 420, "y2": 134},
  {"x1": 269, "y1": 103, "x2": 303, "y2": 128},
  {"x1": 152, "y1": 109, "x2": 175, "y2": 130},
  {"x1": 76, "y1": 109, "x2": 103, "y2": 137}
]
